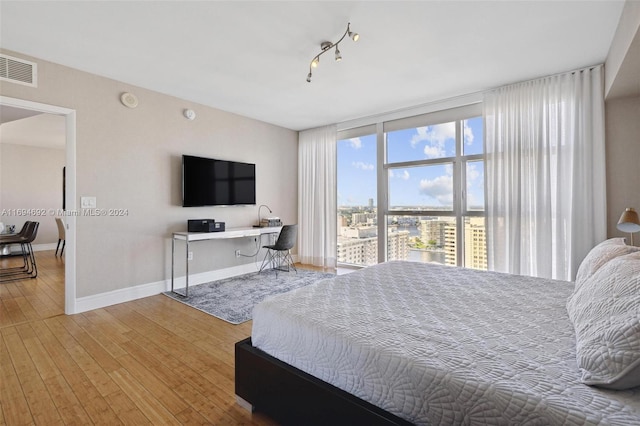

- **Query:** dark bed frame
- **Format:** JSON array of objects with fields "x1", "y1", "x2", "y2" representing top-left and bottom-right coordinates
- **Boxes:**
[{"x1": 235, "y1": 337, "x2": 414, "y2": 426}]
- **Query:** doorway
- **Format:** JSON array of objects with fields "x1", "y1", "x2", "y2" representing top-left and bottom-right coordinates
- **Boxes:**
[{"x1": 0, "y1": 96, "x2": 77, "y2": 314}]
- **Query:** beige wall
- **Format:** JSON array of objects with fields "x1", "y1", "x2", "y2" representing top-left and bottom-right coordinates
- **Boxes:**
[
  {"x1": 605, "y1": 95, "x2": 640, "y2": 243},
  {"x1": 0, "y1": 143, "x2": 66, "y2": 245},
  {"x1": 0, "y1": 49, "x2": 298, "y2": 298}
]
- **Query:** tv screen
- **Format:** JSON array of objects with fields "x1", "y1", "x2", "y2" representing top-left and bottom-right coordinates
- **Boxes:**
[{"x1": 182, "y1": 155, "x2": 256, "y2": 207}]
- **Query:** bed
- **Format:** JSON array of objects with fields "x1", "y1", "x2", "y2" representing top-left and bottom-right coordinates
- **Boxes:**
[{"x1": 236, "y1": 246, "x2": 640, "y2": 425}]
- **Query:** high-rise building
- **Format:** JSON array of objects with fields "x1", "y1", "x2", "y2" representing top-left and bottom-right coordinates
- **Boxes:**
[
  {"x1": 352, "y1": 213, "x2": 377, "y2": 225},
  {"x1": 368, "y1": 198, "x2": 374, "y2": 210},
  {"x1": 387, "y1": 228, "x2": 410, "y2": 261},
  {"x1": 337, "y1": 227, "x2": 410, "y2": 265},
  {"x1": 337, "y1": 236, "x2": 377, "y2": 265},
  {"x1": 419, "y1": 218, "x2": 448, "y2": 247},
  {"x1": 444, "y1": 223, "x2": 457, "y2": 266},
  {"x1": 443, "y1": 217, "x2": 487, "y2": 270},
  {"x1": 464, "y1": 217, "x2": 487, "y2": 270}
]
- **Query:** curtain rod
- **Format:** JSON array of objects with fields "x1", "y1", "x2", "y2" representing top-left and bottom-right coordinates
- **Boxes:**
[
  {"x1": 491, "y1": 63, "x2": 604, "y2": 92},
  {"x1": 335, "y1": 63, "x2": 604, "y2": 132}
]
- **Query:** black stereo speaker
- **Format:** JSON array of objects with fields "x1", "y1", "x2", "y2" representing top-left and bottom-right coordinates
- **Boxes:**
[{"x1": 188, "y1": 219, "x2": 219, "y2": 233}]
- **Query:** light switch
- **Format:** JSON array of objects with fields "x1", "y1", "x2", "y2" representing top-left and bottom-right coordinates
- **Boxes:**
[{"x1": 81, "y1": 196, "x2": 96, "y2": 208}]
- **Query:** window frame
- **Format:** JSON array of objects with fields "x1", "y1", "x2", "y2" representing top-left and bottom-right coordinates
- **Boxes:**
[{"x1": 337, "y1": 103, "x2": 485, "y2": 268}]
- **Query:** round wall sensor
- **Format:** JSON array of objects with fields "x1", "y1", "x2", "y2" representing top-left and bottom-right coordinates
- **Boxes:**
[
  {"x1": 183, "y1": 109, "x2": 196, "y2": 120},
  {"x1": 120, "y1": 92, "x2": 138, "y2": 108}
]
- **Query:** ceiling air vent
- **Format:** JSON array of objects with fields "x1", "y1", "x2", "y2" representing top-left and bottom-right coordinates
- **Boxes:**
[{"x1": 0, "y1": 54, "x2": 37, "y2": 87}]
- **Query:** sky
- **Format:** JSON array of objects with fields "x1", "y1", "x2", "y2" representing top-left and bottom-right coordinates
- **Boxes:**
[{"x1": 337, "y1": 117, "x2": 484, "y2": 210}]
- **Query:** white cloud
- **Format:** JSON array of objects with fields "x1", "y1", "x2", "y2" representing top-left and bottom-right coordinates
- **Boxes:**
[
  {"x1": 424, "y1": 145, "x2": 444, "y2": 159},
  {"x1": 467, "y1": 163, "x2": 480, "y2": 181},
  {"x1": 411, "y1": 123, "x2": 456, "y2": 146},
  {"x1": 419, "y1": 174, "x2": 453, "y2": 205},
  {"x1": 389, "y1": 169, "x2": 410, "y2": 180},
  {"x1": 352, "y1": 161, "x2": 374, "y2": 171},
  {"x1": 349, "y1": 137, "x2": 362, "y2": 149},
  {"x1": 410, "y1": 127, "x2": 429, "y2": 147},
  {"x1": 410, "y1": 122, "x2": 456, "y2": 159},
  {"x1": 464, "y1": 121, "x2": 474, "y2": 145},
  {"x1": 444, "y1": 163, "x2": 453, "y2": 176}
]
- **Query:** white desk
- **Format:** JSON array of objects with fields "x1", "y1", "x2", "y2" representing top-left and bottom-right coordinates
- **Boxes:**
[{"x1": 171, "y1": 226, "x2": 281, "y2": 297}]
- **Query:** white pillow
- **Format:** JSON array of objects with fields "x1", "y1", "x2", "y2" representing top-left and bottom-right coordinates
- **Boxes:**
[
  {"x1": 575, "y1": 238, "x2": 638, "y2": 289},
  {"x1": 567, "y1": 251, "x2": 640, "y2": 389}
]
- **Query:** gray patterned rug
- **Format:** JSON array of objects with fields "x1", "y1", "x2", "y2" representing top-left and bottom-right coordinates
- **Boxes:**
[{"x1": 163, "y1": 269, "x2": 334, "y2": 324}]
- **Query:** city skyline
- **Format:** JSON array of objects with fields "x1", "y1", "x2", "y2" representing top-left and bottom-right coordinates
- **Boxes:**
[{"x1": 337, "y1": 213, "x2": 487, "y2": 271}]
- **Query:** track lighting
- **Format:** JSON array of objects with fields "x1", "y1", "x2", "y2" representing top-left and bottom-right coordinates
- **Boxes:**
[{"x1": 306, "y1": 22, "x2": 359, "y2": 83}]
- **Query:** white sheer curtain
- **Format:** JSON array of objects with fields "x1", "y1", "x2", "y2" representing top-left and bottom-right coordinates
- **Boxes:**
[
  {"x1": 298, "y1": 124, "x2": 337, "y2": 267},
  {"x1": 484, "y1": 65, "x2": 606, "y2": 281}
]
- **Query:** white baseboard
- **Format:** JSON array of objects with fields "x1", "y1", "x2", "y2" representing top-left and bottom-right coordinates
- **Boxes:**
[
  {"x1": 1, "y1": 242, "x2": 58, "y2": 254},
  {"x1": 168, "y1": 262, "x2": 261, "y2": 290},
  {"x1": 33, "y1": 243, "x2": 58, "y2": 252},
  {"x1": 74, "y1": 279, "x2": 168, "y2": 314},
  {"x1": 73, "y1": 257, "x2": 298, "y2": 314}
]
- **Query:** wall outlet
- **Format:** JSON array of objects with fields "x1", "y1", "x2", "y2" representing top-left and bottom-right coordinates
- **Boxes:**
[
  {"x1": 188, "y1": 252, "x2": 193, "y2": 261},
  {"x1": 235, "y1": 250, "x2": 241, "y2": 258},
  {"x1": 80, "y1": 196, "x2": 96, "y2": 208}
]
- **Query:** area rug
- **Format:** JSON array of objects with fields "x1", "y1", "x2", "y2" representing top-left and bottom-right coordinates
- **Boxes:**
[{"x1": 163, "y1": 270, "x2": 334, "y2": 324}]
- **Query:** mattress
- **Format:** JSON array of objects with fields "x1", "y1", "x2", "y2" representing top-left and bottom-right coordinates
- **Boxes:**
[{"x1": 252, "y1": 261, "x2": 640, "y2": 425}]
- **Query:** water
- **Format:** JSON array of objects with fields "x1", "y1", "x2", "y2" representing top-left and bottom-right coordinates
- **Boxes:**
[{"x1": 408, "y1": 249, "x2": 446, "y2": 264}]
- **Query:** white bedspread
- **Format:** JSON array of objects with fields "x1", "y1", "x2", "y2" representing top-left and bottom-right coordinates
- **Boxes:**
[{"x1": 252, "y1": 261, "x2": 640, "y2": 425}]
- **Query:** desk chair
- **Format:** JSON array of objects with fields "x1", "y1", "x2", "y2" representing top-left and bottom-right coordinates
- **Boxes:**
[
  {"x1": 0, "y1": 221, "x2": 39, "y2": 281},
  {"x1": 259, "y1": 224, "x2": 298, "y2": 277},
  {"x1": 0, "y1": 221, "x2": 32, "y2": 268},
  {"x1": 0, "y1": 221, "x2": 31, "y2": 241}
]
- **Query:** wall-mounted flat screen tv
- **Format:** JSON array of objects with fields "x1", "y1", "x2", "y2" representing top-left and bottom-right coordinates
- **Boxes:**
[{"x1": 182, "y1": 155, "x2": 256, "y2": 207}]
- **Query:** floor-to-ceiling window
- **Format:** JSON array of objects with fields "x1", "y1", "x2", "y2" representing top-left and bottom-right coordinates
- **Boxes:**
[
  {"x1": 337, "y1": 104, "x2": 486, "y2": 269},
  {"x1": 336, "y1": 126, "x2": 377, "y2": 266}
]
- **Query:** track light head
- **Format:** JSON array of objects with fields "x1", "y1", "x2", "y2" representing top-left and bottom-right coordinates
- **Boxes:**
[
  {"x1": 306, "y1": 72, "x2": 312, "y2": 83},
  {"x1": 311, "y1": 57, "x2": 319, "y2": 68},
  {"x1": 335, "y1": 46, "x2": 342, "y2": 62},
  {"x1": 347, "y1": 22, "x2": 359, "y2": 42}
]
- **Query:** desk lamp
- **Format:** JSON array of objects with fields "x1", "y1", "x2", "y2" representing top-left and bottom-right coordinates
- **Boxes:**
[{"x1": 258, "y1": 204, "x2": 272, "y2": 227}]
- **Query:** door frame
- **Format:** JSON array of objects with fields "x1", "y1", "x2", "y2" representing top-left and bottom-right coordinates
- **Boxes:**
[{"x1": 0, "y1": 95, "x2": 77, "y2": 314}]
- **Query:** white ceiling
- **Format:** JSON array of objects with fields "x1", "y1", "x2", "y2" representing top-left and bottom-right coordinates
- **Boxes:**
[
  {"x1": 0, "y1": 112, "x2": 66, "y2": 149},
  {"x1": 0, "y1": 1, "x2": 626, "y2": 131},
  {"x1": 0, "y1": 105, "x2": 41, "y2": 124}
]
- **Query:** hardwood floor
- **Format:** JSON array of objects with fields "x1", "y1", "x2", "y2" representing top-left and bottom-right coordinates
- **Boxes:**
[
  {"x1": 1, "y1": 251, "x2": 333, "y2": 425},
  {"x1": 1, "y1": 250, "x2": 65, "y2": 328}
]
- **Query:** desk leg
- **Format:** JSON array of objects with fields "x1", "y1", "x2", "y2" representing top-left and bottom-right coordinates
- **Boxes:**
[
  {"x1": 171, "y1": 237, "x2": 175, "y2": 293},
  {"x1": 185, "y1": 239, "x2": 190, "y2": 297},
  {"x1": 171, "y1": 236, "x2": 187, "y2": 298}
]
